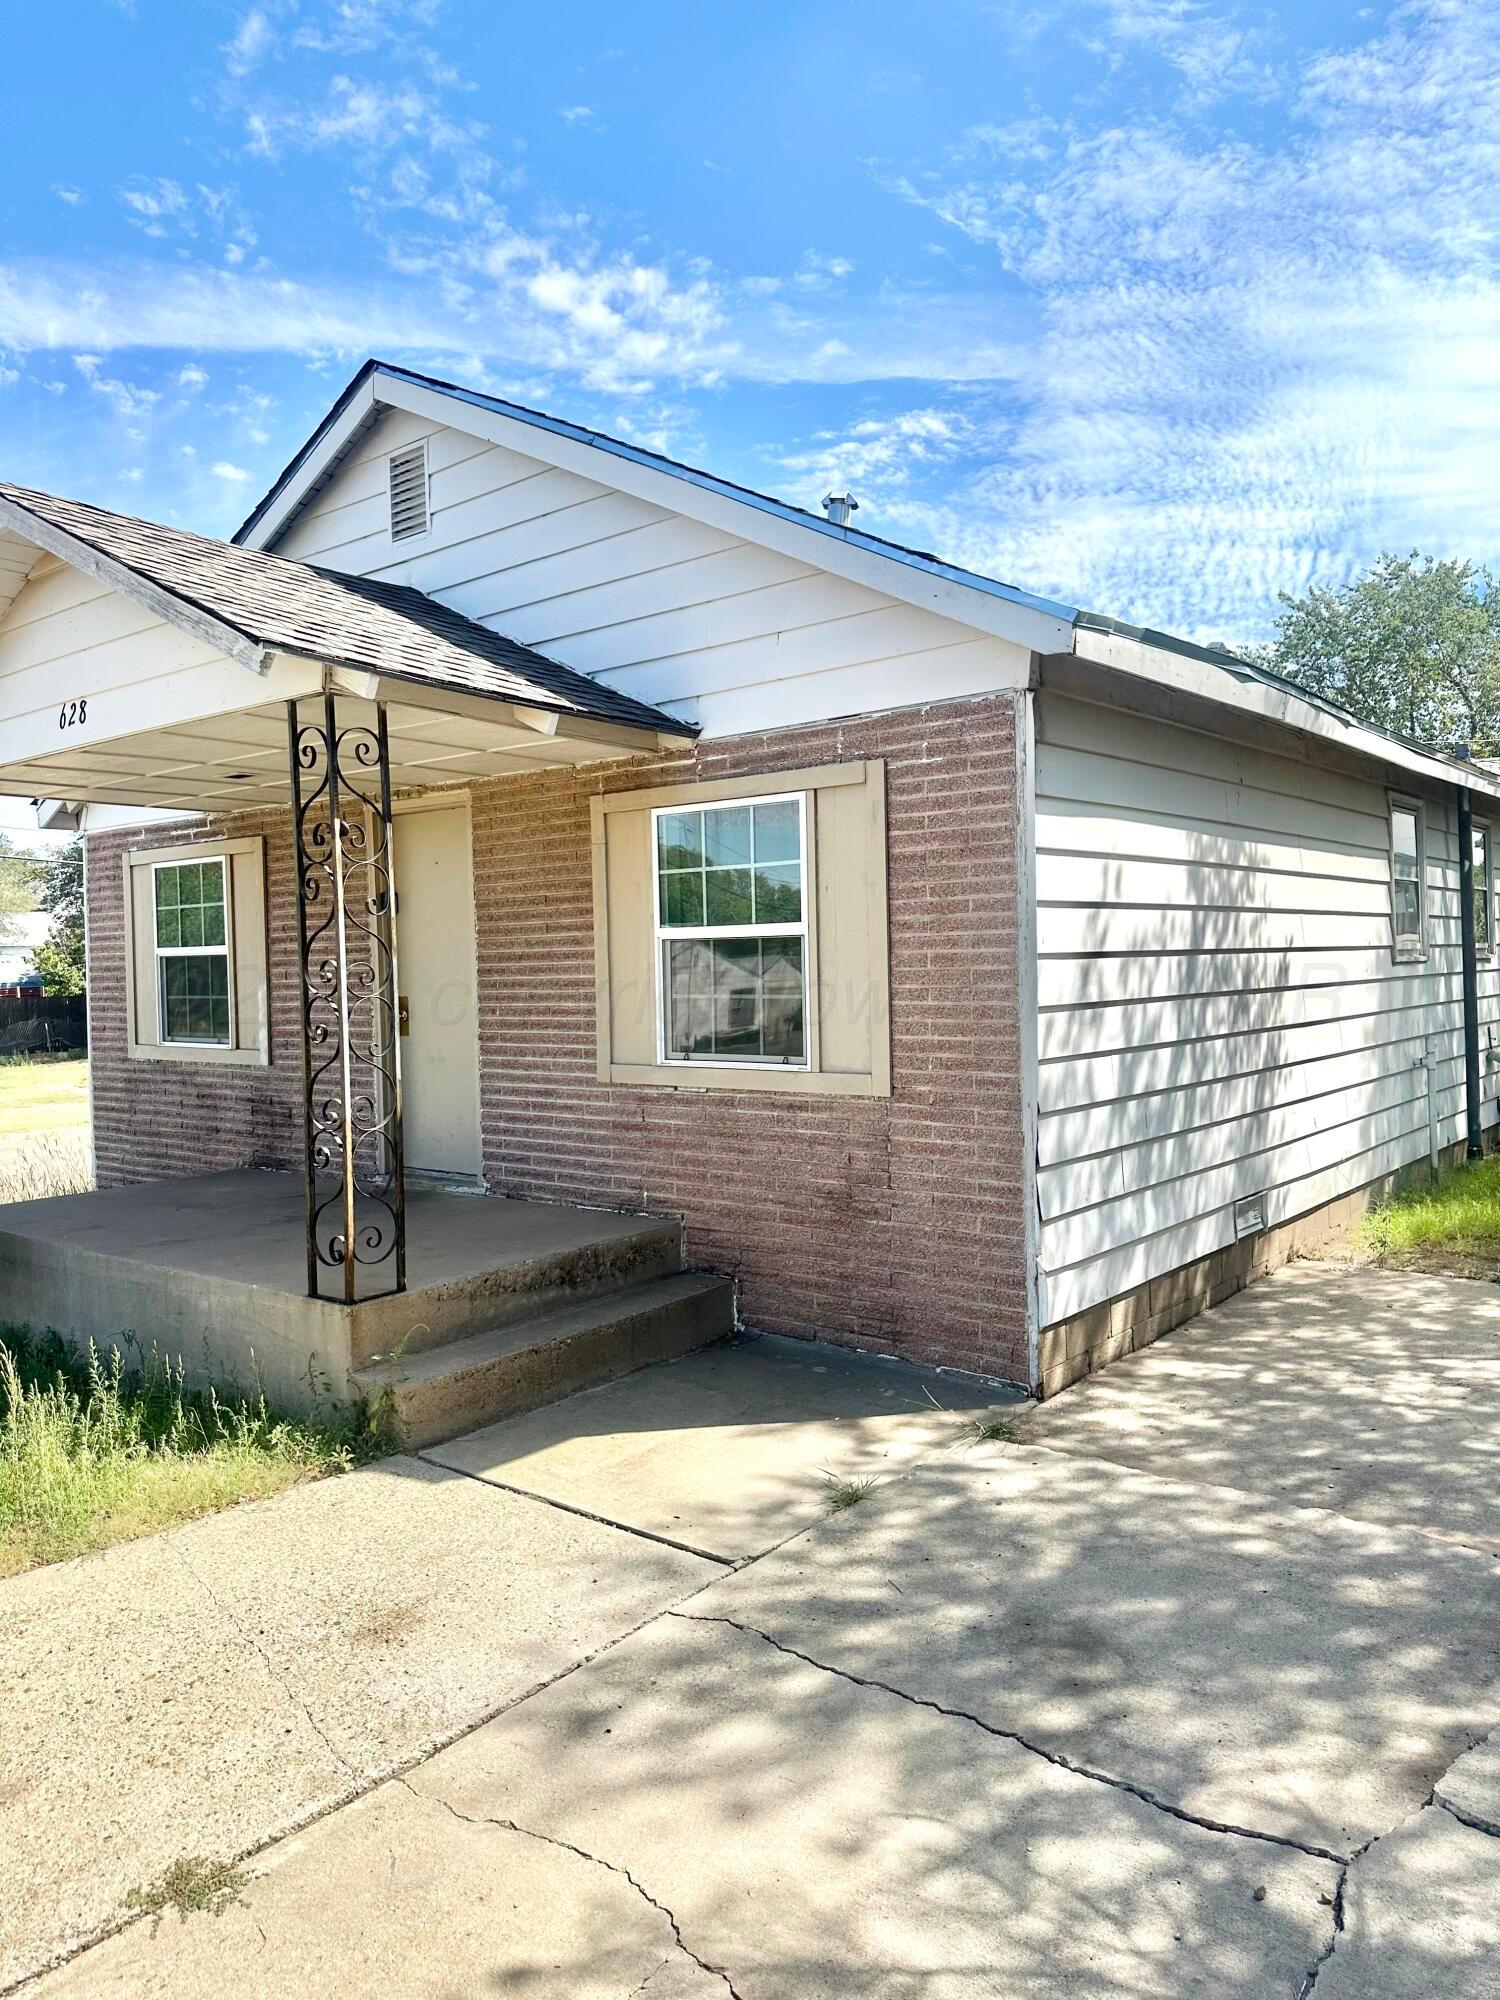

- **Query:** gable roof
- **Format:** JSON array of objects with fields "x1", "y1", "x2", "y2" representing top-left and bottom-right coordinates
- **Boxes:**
[
  {"x1": 236, "y1": 357, "x2": 1079, "y2": 629},
  {"x1": 0, "y1": 482, "x2": 692, "y2": 738}
]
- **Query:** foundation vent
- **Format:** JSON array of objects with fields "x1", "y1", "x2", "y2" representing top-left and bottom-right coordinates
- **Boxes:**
[
  {"x1": 389, "y1": 441, "x2": 430, "y2": 541},
  {"x1": 1233, "y1": 1191, "x2": 1267, "y2": 1240}
]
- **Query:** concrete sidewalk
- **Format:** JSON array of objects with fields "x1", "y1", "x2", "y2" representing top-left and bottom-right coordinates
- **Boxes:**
[
  {"x1": 2, "y1": 1333, "x2": 1001, "y2": 1991},
  {"x1": 15, "y1": 1272, "x2": 1500, "y2": 1998}
]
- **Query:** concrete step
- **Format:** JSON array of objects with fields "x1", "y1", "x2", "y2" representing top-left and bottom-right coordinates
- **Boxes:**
[
  {"x1": 348, "y1": 1211, "x2": 686, "y2": 1365},
  {"x1": 351, "y1": 1271, "x2": 736, "y2": 1450}
]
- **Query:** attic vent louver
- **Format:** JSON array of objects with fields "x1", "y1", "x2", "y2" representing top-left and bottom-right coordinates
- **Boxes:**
[{"x1": 388, "y1": 441, "x2": 429, "y2": 541}]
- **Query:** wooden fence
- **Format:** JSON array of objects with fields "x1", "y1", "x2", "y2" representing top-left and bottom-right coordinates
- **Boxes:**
[{"x1": 0, "y1": 994, "x2": 88, "y2": 1057}]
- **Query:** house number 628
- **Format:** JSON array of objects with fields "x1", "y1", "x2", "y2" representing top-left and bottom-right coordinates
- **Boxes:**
[{"x1": 58, "y1": 699, "x2": 88, "y2": 730}]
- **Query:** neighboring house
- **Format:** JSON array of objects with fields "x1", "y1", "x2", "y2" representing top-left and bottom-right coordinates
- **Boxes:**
[
  {"x1": 0, "y1": 357, "x2": 1495, "y2": 1413},
  {"x1": 0, "y1": 907, "x2": 48, "y2": 994}
]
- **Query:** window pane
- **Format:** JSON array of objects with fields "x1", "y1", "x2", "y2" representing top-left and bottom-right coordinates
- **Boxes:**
[
  {"x1": 662, "y1": 871, "x2": 705, "y2": 927},
  {"x1": 157, "y1": 906, "x2": 181, "y2": 949},
  {"x1": 1393, "y1": 880, "x2": 1421, "y2": 937},
  {"x1": 156, "y1": 869, "x2": 177, "y2": 911},
  {"x1": 664, "y1": 937, "x2": 805, "y2": 1065},
  {"x1": 657, "y1": 811, "x2": 704, "y2": 870},
  {"x1": 202, "y1": 901, "x2": 226, "y2": 947},
  {"x1": 1475, "y1": 831, "x2": 1490, "y2": 947},
  {"x1": 753, "y1": 800, "x2": 800, "y2": 864},
  {"x1": 704, "y1": 868, "x2": 752, "y2": 925},
  {"x1": 703, "y1": 804, "x2": 752, "y2": 867},
  {"x1": 179, "y1": 904, "x2": 204, "y2": 947},
  {"x1": 1392, "y1": 809, "x2": 1419, "y2": 868},
  {"x1": 753, "y1": 863, "x2": 801, "y2": 923},
  {"x1": 160, "y1": 952, "x2": 230, "y2": 1044}
]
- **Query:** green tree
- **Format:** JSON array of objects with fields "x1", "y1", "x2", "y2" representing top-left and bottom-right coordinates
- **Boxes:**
[
  {"x1": 32, "y1": 838, "x2": 85, "y2": 995},
  {"x1": 1262, "y1": 554, "x2": 1500, "y2": 753},
  {"x1": 0, "y1": 832, "x2": 37, "y2": 948}
]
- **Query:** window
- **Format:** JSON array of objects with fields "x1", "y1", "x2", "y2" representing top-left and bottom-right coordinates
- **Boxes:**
[
  {"x1": 154, "y1": 859, "x2": 232, "y2": 1045},
  {"x1": 591, "y1": 761, "x2": 890, "y2": 1097},
  {"x1": 654, "y1": 794, "x2": 807, "y2": 1067},
  {"x1": 124, "y1": 837, "x2": 269, "y2": 1066},
  {"x1": 1389, "y1": 798, "x2": 1425, "y2": 960},
  {"x1": 1474, "y1": 822, "x2": 1491, "y2": 956}
]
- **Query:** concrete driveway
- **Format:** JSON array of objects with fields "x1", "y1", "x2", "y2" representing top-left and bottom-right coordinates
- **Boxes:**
[{"x1": 14, "y1": 1272, "x2": 1500, "y2": 1998}]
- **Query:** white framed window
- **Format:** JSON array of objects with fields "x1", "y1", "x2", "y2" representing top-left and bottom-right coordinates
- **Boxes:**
[
  {"x1": 124, "y1": 837, "x2": 268, "y2": 1066},
  {"x1": 1474, "y1": 820, "x2": 1492, "y2": 958},
  {"x1": 1389, "y1": 795, "x2": 1426, "y2": 961},
  {"x1": 653, "y1": 792, "x2": 808, "y2": 1068},
  {"x1": 152, "y1": 856, "x2": 234, "y2": 1046}
]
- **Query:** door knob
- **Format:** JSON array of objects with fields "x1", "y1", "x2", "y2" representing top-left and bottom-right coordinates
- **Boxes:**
[{"x1": 398, "y1": 995, "x2": 410, "y2": 1036}]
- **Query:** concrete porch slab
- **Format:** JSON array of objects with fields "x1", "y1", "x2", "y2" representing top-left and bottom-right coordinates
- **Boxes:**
[
  {"x1": 0, "y1": 1454, "x2": 715, "y2": 1990},
  {"x1": 0, "y1": 1170, "x2": 683, "y2": 1411},
  {"x1": 423, "y1": 1330, "x2": 1022, "y2": 1562}
]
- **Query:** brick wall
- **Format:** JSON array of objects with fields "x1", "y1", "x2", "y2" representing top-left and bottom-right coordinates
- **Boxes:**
[
  {"x1": 85, "y1": 812, "x2": 302, "y2": 1185},
  {"x1": 472, "y1": 693, "x2": 1030, "y2": 1382},
  {"x1": 85, "y1": 691, "x2": 1031, "y2": 1383}
]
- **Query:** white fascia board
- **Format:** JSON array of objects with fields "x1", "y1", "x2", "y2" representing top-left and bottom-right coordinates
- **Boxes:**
[
  {"x1": 0, "y1": 492, "x2": 270, "y2": 677},
  {"x1": 1071, "y1": 625, "x2": 1500, "y2": 803},
  {"x1": 36, "y1": 799, "x2": 81, "y2": 831},
  {"x1": 236, "y1": 374, "x2": 380, "y2": 553},
  {"x1": 365, "y1": 375, "x2": 1071, "y2": 663}
]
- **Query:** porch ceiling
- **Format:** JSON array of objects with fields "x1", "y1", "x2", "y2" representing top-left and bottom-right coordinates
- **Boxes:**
[
  {"x1": 0, "y1": 675, "x2": 669, "y2": 813},
  {"x1": 0, "y1": 480, "x2": 693, "y2": 814}
]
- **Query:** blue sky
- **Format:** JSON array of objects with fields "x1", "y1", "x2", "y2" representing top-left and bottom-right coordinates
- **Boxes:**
[{"x1": 1, "y1": 0, "x2": 1496, "y2": 665}]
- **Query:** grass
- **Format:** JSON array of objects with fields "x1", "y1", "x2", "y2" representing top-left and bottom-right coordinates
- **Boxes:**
[
  {"x1": 0, "y1": 1054, "x2": 94, "y2": 1204},
  {"x1": 0, "y1": 1328, "x2": 390, "y2": 1579},
  {"x1": 970, "y1": 1413, "x2": 1029, "y2": 1445},
  {"x1": 126, "y1": 1857, "x2": 250, "y2": 1934},
  {"x1": 822, "y1": 1472, "x2": 877, "y2": 1512},
  {"x1": 0, "y1": 1052, "x2": 90, "y2": 1138},
  {"x1": 1360, "y1": 1155, "x2": 1500, "y2": 1273}
]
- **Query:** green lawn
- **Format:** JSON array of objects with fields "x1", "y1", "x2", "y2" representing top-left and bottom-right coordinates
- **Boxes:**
[
  {"x1": 1361, "y1": 1156, "x2": 1500, "y2": 1274},
  {"x1": 0, "y1": 1329, "x2": 388, "y2": 1579},
  {"x1": 0, "y1": 1055, "x2": 92, "y2": 1203},
  {"x1": 0, "y1": 1053, "x2": 91, "y2": 1140}
]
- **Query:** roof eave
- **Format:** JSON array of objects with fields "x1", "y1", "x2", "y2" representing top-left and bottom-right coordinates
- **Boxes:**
[{"x1": 1067, "y1": 620, "x2": 1500, "y2": 802}]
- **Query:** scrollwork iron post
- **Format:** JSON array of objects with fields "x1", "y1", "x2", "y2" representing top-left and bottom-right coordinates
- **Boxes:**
[{"x1": 287, "y1": 693, "x2": 406, "y2": 1302}]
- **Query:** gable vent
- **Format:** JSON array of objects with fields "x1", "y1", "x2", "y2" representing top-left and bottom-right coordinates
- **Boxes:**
[{"x1": 388, "y1": 441, "x2": 429, "y2": 541}]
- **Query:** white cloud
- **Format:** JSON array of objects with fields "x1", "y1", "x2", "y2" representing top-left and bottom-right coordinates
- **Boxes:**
[
  {"x1": 873, "y1": 1, "x2": 1500, "y2": 637},
  {"x1": 52, "y1": 185, "x2": 85, "y2": 207},
  {"x1": 211, "y1": 461, "x2": 251, "y2": 482},
  {"x1": 558, "y1": 105, "x2": 595, "y2": 125},
  {"x1": 178, "y1": 364, "x2": 210, "y2": 390},
  {"x1": 71, "y1": 352, "x2": 160, "y2": 420},
  {"x1": 1082, "y1": 0, "x2": 1275, "y2": 103},
  {"x1": 223, "y1": 7, "x2": 275, "y2": 75},
  {"x1": 777, "y1": 408, "x2": 972, "y2": 496}
]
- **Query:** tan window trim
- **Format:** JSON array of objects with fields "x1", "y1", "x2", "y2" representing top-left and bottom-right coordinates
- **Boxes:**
[
  {"x1": 592, "y1": 759, "x2": 890, "y2": 1098},
  {"x1": 123, "y1": 835, "x2": 270, "y2": 1067}
]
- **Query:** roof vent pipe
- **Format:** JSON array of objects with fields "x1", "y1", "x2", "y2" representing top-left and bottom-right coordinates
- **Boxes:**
[{"x1": 822, "y1": 492, "x2": 858, "y2": 528}]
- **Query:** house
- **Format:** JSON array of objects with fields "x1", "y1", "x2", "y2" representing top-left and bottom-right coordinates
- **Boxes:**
[
  {"x1": 0, "y1": 908, "x2": 48, "y2": 995},
  {"x1": 0, "y1": 357, "x2": 1494, "y2": 1431}
]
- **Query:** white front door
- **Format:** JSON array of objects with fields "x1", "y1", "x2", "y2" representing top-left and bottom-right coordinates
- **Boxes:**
[{"x1": 393, "y1": 800, "x2": 482, "y2": 1178}]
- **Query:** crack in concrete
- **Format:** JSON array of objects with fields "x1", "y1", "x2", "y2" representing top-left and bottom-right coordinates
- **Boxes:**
[
  {"x1": 1294, "y1": 1864, "x2": 1348, "y2": 2000},
  {"x1": 1434, "y1": 1795, "x2": 1500, "y2": 1840},
  {"x1": 401, "y1": 1780, "x2": 742, "y2": 1999},
  {"x1": 672, "y1": 1610, "x2": 1351, "y2": 1865}
]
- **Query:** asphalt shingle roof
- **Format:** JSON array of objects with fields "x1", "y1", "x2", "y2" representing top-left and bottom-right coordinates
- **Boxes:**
[{"x1": 0, "y1": 481, "x2": 690, "y2": 738}]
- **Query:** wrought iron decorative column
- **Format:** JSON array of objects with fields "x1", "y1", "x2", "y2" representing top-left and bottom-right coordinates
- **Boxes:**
[{"x1": 287, "y1": 693, "x2": 406, "y2": 1302}]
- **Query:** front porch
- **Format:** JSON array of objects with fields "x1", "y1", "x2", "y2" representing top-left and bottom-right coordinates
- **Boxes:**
[{"x1": 0, "y1": 1170, "x2": 734, "y2": 1439}]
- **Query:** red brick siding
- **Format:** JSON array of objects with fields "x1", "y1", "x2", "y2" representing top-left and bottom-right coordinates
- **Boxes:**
[
  {"x1": 472, "y1": 695, "x2": 1029, "y2": 1381},
  {"x1": 84, "y1": 693, "x2": 1030, "y2": 1382},
  {"x1": 85, "y1": 813, "x2": 302, "y2": 1185}
]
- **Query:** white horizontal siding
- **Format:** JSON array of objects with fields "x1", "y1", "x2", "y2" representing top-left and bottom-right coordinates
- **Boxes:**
[
  {"x1": 1036, "y1": 692, "x2": 1500, "y2": 1327},
  {"x1": 273, "y1": 409, "x2": 1031, "y2": 735}
]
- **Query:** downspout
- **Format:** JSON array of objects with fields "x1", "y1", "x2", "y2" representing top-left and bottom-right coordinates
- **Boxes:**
[{"x1": 1456, "y1": 781, "x2": 1484, "y2": 1159}]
